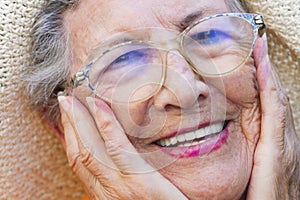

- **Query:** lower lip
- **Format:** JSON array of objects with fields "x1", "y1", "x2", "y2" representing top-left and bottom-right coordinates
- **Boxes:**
[{"x1": 157, "y1": 122, "x2": 230, "y2": 158}]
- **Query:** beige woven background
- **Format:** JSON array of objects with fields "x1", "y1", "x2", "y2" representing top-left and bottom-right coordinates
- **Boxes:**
[
  {"x1": 0, "y1": 0, "x2": 85, "y2": 199},
  {"x1": 0, "y1": 0, "x2": 299, "y2": 199}
]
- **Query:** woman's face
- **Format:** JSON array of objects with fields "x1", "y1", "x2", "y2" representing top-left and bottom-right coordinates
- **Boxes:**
[{"x1": 65, "y1": 0, "x2": 261, "y2": 199}]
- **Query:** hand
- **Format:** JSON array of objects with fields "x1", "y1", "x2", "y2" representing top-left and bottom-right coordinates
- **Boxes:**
[
  {"x1": 246, "y1": 34, "x2": 300, "y2": 199},
  {"x1": 58, "y1": 96, "x2": 187, "y2": 200}
]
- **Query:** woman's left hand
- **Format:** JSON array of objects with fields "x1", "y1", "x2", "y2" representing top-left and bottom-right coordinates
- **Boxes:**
[{"x1": 246, "y1": 34, "x2": 300, "y2": 199}]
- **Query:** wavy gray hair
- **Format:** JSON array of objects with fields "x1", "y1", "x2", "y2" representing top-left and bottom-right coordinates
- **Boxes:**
[
  {"x1": 27, "y1": 0, "x2": 79, "y2": 124},
  {"x1": 26, "y1": 0, "x2": 246, "y2": 125}
]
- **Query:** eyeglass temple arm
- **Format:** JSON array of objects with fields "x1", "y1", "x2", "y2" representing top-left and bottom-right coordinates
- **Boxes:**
[
  {"x1": 70, "y1": 71, "x2": 85, "y2": 88},
  {"x1": 254, "y1": 15, "x2": 266, "y2": 37},
  {"x1": 55, "y1": 70, "x2": 85, "y2": 96},
  {"x1": 67, "y1": 62, "x2": 92, "y2": 90}
]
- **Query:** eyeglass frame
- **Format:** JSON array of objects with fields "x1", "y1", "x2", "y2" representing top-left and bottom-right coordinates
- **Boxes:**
[{"x1": 67, "y1": 13, "x2": 266, "y2": 103}]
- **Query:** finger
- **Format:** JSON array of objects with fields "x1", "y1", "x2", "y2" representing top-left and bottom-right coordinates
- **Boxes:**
[
  {"x1": 60, "y1": 97, "x2": 188, "y2": 199},
  {"x1": 247, "y1": 35, "x2": 287, "y2": 199},
  {"x1": 58, "y1": 96, "x2": 81, "y2": 167},
  {"x1": 59, "y1": 95, "x2": 117, "y2": 177},
  {"x1": 59, "y1": 96, "x2": 101, "y2": 191},
  {"x1": 86, "y1": 97, "x2": 154, "y2": 174},
  {"x1": 253, "y1": 34, "x2": 288, "y2": 142}
]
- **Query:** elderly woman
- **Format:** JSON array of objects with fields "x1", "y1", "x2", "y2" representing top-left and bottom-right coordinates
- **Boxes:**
[{"x1": 27, "y1": 0, "x2": 299, "y2": 199}]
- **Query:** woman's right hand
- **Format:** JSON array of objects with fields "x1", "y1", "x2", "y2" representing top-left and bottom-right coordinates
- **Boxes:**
[
  {"x1": 58, "y1": 96, "x2": 187, "y2": 200},
  {"x1": 246, "y1": 35, "x2": 300, "y2": 199}
]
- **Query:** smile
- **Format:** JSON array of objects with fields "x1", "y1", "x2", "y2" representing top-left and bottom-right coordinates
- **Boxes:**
[
  {"x1": 154, "y1": 121, "x2": 230, "y2": 158},
  {"x1": 156, "y1": 122, "x2": 227, "y2": 147}
]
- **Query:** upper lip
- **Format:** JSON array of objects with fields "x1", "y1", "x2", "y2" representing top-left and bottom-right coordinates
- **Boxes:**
[{"x1": 151, "y1": 120, "x2": 227, "y2": 145}]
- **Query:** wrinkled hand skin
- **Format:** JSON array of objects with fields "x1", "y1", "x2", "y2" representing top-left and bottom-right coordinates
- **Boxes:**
[
  {"x1": 58, "y1": 96, "x2": 188, "y2": 200},
  {"x1": 246, "y1": 35, "x2": 300, "y2": 200},
  {"x1": 58, "y1": 34, "x2": 300, "y2": 200}
]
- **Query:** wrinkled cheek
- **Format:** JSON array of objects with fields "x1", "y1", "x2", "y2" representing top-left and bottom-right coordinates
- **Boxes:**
[
  {"x1": 226, "y1": 62, "x2": 261, "y2": 144},
  {"x1": 202, "y1": 62, "x2": 258, "y2": 109},
  {"x1": 211, "y1": 59, "x2": 258, "y2": 108},
  {"x1": 240, "y1": 99, "x2": 261, "y2": 145},
  {"x1": 204, "y1": 61, "x2": 261, "y2": 144},
  {"x1": 223, "y1": 62, "x2": 258, "y2": 107},
  {"x1": 223, "y1": 61, "x2": 261, "y2": 145},
  {"x1": 111, "y1": 101, "x2": 165, "y2": 139}
]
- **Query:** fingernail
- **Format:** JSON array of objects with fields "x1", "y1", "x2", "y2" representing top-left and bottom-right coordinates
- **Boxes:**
[
  {"x1": 58, "y1": 96, "x2": 71, "y2": 111},
  {"x1": 262, "y1": 33, "x2": 267, "y2": 42}
]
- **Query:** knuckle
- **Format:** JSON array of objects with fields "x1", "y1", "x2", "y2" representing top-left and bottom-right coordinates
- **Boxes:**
[
  {"x1": 68, "y1": 151, "x2": 81, "y2": 169},
  {"x1": 105, "y1": 140, "x2": 128, "y2": 161},
  {"x1": 99, "y1": 119, "x2": 114, "y2": 132},
  {"x1": 80, "y1": 148, "x2": 94, "y2": 167},
  {"x1": 279, "y1": 90, "x2": 289, "y2": 106},
  {"x1": 106, "y1": 140, "x2": 126, "y2": 154}
]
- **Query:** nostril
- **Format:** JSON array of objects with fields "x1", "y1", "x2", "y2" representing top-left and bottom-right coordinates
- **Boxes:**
[
  {"x1": 164, "y1": 104, "x2": 181, "y2": 112},
  {"x1": 196, "y1": 81, "x2": 210, "y2": 98},
  {"x1": 152, "y1": 88, "x2": 180, "y2": 111}
]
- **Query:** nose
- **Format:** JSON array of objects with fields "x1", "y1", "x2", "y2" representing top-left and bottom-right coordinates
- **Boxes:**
[{"x1": 152, "y1": 50, "x2": 209, "y2": 110}]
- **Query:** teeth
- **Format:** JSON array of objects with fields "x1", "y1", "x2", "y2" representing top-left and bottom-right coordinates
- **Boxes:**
[
  {"x1": 177, "y1": 134, "x2": 185, "y2": 142},
  {"x1": 170, "y1": 137, "x2": 177, "y2": 145},
  {"x1": 192, "y1": 141, "x2": 198, "y2": 146},
  {"x1": 157, "y1": 122, "x2": 224, "y2": 147},
  {"x1": 165, "y1": 139, "x2": 171, "y2": 147},
  {"x1": 160, "y1": 139, "x2": 166, "y2": 146},
  {"x1": 185, "y1": 132, "x2": 195, "y2": 141},
  {"x1": 196, "y1": 128, "x2": 206, "y2": 138},
  {"x1": 178, "y1": 139, "x2": 207, "y2": 148}
]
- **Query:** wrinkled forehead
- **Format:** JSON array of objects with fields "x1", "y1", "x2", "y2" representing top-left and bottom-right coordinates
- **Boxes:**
[{"x1": 64, "y1": 0, "x2": 230, "y2": 70}]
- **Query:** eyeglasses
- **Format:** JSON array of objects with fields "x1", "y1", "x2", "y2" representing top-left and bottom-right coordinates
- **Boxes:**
[{"x1": 69, "y1": 13, "x2": 265, "y2": 103}]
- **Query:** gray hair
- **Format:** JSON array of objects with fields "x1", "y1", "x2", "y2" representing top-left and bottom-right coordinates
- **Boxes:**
[
  {"x1": 26, "y1": 0, "x2": 246, "y2": 125},
  {"x1": 26, "y1": 0, "x2": 79, "y2": 124}
]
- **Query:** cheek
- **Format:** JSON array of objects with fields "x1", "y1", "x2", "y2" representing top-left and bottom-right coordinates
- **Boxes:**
[
  {"x1": 111, "y1": 103, "x2": 146, "y2": 134},
  {"x1": 223, "y1": 62, "x2": 261, "y2": 144},
  {"x1": 223, "y1": 63, "x2": 258, "y2": 107},
  {"x1": 112, "y1": 101, "x2": 165, "y2": 139},
  {"x1": 202, "y1": 60, "x2": 258, "y2": 108}
]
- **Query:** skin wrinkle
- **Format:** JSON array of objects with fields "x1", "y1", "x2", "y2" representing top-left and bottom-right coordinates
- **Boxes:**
[
  {"x1": 27, "y1": 0, "x2": 247, "y2": 123},
  {"x1": 65, "y1": 1, "x2": 232, "y2": 74},
  {"x1": 28, "y1": 0, "x2": 300, "y2": 199},
  {"x1": 61, "y1": 0, "x2": 262, "y2": 199},
  {"x1": 27, "y1": 0, "x2": 247, "y2": 125}
]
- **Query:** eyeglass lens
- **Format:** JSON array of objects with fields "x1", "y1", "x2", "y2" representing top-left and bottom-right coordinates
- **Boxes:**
[
  {"x1": 89, "y1": 44, "x2": 164, "y2": 102},
  {"x1": 183, "y1": 16, "x2": 254, "y2": 75},
  {"x1": 89, "y1": 16, "x2": 255, "y2": 103}
]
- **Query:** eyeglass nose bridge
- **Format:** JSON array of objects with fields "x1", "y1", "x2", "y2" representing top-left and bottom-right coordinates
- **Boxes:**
[
  {"x1": 156, "y1": 34, "x2": 182, "y2": 50},
  {"x1": 158, "y1": 36, "x2": 199, "y2": 77}
]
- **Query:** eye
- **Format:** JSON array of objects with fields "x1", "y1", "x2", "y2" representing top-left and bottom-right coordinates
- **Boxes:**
[
  {"x1": 103, "y1": 48, "x2": 151, "y2": 79},
  {"x1": 191, "y1": 30, "x2": 232, "y2": 45},
  {"x1": 111, "y1": 50, "x2": 146, "y2": 66}
]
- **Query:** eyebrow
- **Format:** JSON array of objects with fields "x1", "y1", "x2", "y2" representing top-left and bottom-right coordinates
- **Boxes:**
[
  {"x1": 176, "y1": 8, "x2": 225, "y2": 30},
  {"x1": 88, "y1": 36, "x2": 132, "y2": 59},
  {"x1": 177, "y1": 10, "x2": 204, "y2": 29}
]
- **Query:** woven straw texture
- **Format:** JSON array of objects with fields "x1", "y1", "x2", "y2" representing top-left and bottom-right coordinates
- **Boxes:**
[
  {"x1": 0, "y1": 0, "x2": 85, "y2": 199},
  {"x1": 0, "y1": 0, "x2": 299, "y2": 199},
  {"x1": 244, "y1": 0, "x2": 300, "y2": 135}
]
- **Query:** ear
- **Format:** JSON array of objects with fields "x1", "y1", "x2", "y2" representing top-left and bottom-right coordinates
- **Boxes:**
[{"x1": 42, "y1": 113, "x2": 67, "y2": 151}]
